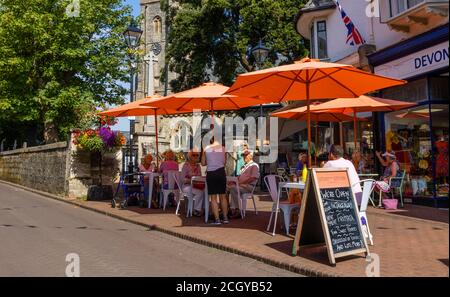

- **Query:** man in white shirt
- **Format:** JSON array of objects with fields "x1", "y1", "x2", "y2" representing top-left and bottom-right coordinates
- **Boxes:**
[
  {"x1": 324, "y1": 145, "x2": 363, "y2": 205},
  {"x1": 228, "y1": 150, "x2": 260, "y2": 218}
]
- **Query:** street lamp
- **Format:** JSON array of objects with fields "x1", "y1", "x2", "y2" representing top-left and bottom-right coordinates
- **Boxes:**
[
  {"x1": 123, "y1": 23, "x2": 143, "y2": 176},
  {"x1": 251, "y1": 39, "x2": 269, "y2": 67},
  {"x1": 251, "y1": 39, "x2": 269, "y2": 189}
]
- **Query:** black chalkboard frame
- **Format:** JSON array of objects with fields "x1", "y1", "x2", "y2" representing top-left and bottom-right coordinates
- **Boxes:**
[{"x1": 292, "y1": 168, "x2": 370, "y2": 265}]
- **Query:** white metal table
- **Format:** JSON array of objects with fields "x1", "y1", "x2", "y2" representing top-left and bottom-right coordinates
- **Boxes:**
[
  {"x1": 143, "y1": 172, "x2": 161, "y2": 209},
  {"x1": 191, "y1": 176, "x2": 241, "y2": 223}
]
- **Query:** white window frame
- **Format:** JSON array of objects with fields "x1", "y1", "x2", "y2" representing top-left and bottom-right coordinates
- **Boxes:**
[
  {"x1": 389, "y1": 0, "x2": 425, "y2": 17},
  {"x1": 310, "y1": 19, "x2": 329, "y2": 60}
]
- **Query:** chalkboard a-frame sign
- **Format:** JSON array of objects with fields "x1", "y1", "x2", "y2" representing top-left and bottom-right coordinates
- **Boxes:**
[{"x1": 292, "y1": 168, "x2": 370, "y2": 265}]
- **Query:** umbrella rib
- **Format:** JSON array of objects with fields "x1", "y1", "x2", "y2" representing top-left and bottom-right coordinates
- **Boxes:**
[
  {"x1": 177, "y1": 97, "x2": 194, "y2": 111},
  {"x1": 228, "y1": 72, "x2": 278, "y2": 92},
  {"x1": 317, "y1": 68, "x2": 358, "y2": 97},
  {"x1": 228, "y1": 98, "x2": 241, "y2": 110},
  {"x1": 310, "y1": 69, "x2": 342, "y2": 83},
  {"x1": 278, "y1": 70, "x2": 303, "y2": 103}
]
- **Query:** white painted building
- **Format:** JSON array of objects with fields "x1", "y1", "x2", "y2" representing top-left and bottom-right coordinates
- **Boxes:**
[{"x1": 295, "y1": 0, "x2": 449, "y2": 204}]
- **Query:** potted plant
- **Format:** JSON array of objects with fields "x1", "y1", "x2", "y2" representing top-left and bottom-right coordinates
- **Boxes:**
[{"x1": 73, "y1": 116, "x2": 126, "y2": 200}]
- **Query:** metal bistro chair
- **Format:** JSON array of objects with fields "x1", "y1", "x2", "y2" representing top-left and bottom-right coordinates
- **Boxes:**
[
  {"x1": 353, "y1": 179, "x2": 376, "y2": 246},
  {"x1": 172, "y1": 171, "x2": 194, "y2": 217},
  {"x1": 161, "y1": 170, "x2": 182, "y2": 211},
  {"x1": 264, "y1": 175, "x2": 300, "y2": 236},
  {"x1": 239, "y1": 181, "x2": 258, "y2": 218},
  {"x1": 112, "y1": 173, "x2": 146, "y2": 209},
  {"x1": 378, "y1": 170, "x2": 406, "y2": 208}
]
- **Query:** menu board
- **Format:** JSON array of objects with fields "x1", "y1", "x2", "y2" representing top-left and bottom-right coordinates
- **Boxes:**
[{"x1": 292, "y1": 168, "x2": 369, "y2": 265}]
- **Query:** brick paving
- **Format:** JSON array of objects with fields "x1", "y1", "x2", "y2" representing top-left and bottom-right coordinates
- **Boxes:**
[{"x1": 1, "y1": 180, "x2": 448, "y2": 277}]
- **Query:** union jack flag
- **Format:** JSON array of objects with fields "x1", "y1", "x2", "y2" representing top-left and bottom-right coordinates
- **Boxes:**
[{"x1": 336, "y1": 1, "x2": 365, "y2": 46}]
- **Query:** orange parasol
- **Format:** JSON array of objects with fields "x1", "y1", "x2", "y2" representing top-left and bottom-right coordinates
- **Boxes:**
[
  {"x1": 99, "y1": 95, "x2": 182, "y2": 167},
  {"x1": 396, "y1": 111, "x2": 429, "y2": 119},
  {"x1": 271, "y1": 104, "x2": 366, "y2": 164},
  {"x1": 225, "y1": 58, "x2": 406, "y2": 166},
  {"x1": 312, "y1": 96, "x2": 417, "y2": 150},
  {"x1": 141, "y1": 82, "x2": 266, "y2": 127}
]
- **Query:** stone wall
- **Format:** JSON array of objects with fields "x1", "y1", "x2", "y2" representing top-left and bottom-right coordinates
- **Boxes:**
[
  {"x1": 0, "y1": 135, "x2": 123, "y2": 198},
  {"x1": 0, "y1": 142, "x2": 69, "y2": 195}
]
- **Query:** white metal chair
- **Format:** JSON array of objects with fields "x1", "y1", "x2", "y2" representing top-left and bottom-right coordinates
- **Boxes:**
[
  {"x1": 264, "y1": 175, "x2": 300, "y2": 236},
  {"x1": 353, "y1": 179, "x2": 376, "y2": 246},
  {"x1": 172, "y1": 171, "x2": 194, "y2": 216},
  {"x1": 239, "y1": 181, "x2": 258, "y2": 218},
  {"x1": 161, "y1": 170, "x2": 181, "y2": 211},
  {"x1": 378, "y1": 170, "x2": 406, "y2": 208}
]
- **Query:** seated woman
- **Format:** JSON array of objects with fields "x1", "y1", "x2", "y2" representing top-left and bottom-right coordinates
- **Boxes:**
[
  {"x1": 159, "y1": 150, "x2": 179, "y2": 190},
  {"x1": 138, "y1": 154, "x2": 157, "y2": 207},
  {"x1": 181, "y1": 150, "x2": 204, "y2": 217},
  {"x1": 139, "y1": 154, "x2": 156, "y2": 174},
  {"x1": 375, "y1": 151, "x2": 403, "y2": 198}
]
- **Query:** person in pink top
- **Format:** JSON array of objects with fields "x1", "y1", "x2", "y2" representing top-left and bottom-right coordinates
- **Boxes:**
[{"x1": 159, "y1": 150, "x2": 179, "y2": 190}]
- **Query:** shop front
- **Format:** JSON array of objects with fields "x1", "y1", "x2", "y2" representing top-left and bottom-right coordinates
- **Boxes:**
[{"x1": 369, "y1": 24, "x2": 449, "y2": 207}]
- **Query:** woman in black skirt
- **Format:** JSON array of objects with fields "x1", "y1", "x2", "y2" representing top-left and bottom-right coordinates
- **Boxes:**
[{"x1": 201, "y1": 137, "x2": 228, "y2": 225}]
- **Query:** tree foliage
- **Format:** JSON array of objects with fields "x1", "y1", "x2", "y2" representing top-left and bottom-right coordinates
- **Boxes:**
[
  {"x1": 0, "y1": 0, "x2": 136, "y2": 144},
  {"x1": 163, "y1": 0, "x2": 308, "y2": 92}
]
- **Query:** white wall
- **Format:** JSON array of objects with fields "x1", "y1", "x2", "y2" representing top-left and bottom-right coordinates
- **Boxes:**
[{"x1": 304, "y1": 0, "x2": 407, "y2": 62}]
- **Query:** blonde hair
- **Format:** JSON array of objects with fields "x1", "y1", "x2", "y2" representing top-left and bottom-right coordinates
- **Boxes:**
[{"x1": 164, "y1": 150, "x2": 175, "y2": 161}]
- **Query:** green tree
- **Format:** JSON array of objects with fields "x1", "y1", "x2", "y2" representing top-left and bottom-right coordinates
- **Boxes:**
[
  {"x1": 163, "y1": 0, "x2": 308, "y2": 92},
  {"x1": 0, "y1": 0, "x2": 136, "y2": 143}
]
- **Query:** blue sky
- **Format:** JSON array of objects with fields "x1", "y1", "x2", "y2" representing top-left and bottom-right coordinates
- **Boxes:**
[
  {"x1": 125, "y1": 0, "x2": 140, "y2": 17},
  {"x1": 113, "y1": 0, "x2": 140, "y2": 132}
]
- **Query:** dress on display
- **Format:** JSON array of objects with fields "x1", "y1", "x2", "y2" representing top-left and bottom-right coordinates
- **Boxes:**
[{"x1": 436, "y1": 140, "x2": 449, "y2": 178}]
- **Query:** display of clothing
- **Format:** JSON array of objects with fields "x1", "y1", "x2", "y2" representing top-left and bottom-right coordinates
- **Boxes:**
[{"x1": 436, "y1": 140, "x2": 449, "y2": 177}]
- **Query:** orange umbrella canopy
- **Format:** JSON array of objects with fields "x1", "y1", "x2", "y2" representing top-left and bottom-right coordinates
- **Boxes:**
[
  {"x1": 225, "y1": 58, "x2": 406, "y2": 101},
  {"x1": 141, "y1": 82, "x2": 265, "y2": 111},
  {"x1": 271, "y1": 106, "x2": 359, "y2": 122},
  {"x1": 99, "y1": 96, "x2": 180, "y2": 117},
  {"x1": 311, "y1": 95, "x2": 417, "y2": 114},
  {"x1": 225, "y1": 58, "x2": 406, "y2": 166},
  {"x1": 396, "y1": 111, "x2": 429, "y2": 119}
]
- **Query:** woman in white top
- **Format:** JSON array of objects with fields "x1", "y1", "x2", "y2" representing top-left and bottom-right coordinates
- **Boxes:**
[{"x1": 201, "y1": 137, "x2": 228, "y2": 225}]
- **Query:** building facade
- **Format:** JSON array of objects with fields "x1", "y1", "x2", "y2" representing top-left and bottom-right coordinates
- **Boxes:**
[{"x1": 295, "y1": 0, "x2": 449, "y2": 205}]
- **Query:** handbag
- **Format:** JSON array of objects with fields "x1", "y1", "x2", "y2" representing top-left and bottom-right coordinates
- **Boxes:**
[
  {"x1": 192, "y1": 181, "x2": 206, "y2": 190},
  {"x1": 383, "y1": 199, "x2": 398, "y2": 210}
]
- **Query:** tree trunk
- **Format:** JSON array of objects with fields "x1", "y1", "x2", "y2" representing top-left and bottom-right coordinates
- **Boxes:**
[{"x1": 43, "y1": 122, "x2": 59, "y2": 144}]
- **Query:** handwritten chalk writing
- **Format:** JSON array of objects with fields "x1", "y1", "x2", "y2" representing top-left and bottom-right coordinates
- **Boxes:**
[{"x1": 320, "y1": 186, "x2": 364, "y2": 254}]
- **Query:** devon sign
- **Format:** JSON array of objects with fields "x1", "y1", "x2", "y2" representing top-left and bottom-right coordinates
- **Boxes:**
[{"x1": 374, "y1": 42, "x2": 449, "y2": 79}]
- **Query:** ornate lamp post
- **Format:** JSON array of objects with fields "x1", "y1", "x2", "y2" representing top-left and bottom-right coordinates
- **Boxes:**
[
  {"x1": 251, "y1": 40, "x2": 269, "y2": 188},
  {"x1": 123, "y1": 23, "x2": 143, "y2": 175}
]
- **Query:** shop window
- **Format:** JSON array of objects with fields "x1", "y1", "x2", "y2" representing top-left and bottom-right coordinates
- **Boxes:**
[
  {"x1": 431, "y1": 104, "x2": 449, "y2": 198},
  {"x1": 385, "y1": 105, "x2": 434, "y2": 198}
]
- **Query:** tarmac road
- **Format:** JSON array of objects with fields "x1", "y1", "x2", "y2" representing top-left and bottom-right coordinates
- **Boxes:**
[{"x1": 0, "y1": 182, "x2": 299, "y2": 277}]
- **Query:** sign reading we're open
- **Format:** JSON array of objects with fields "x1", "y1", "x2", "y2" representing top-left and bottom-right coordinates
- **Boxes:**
[{"x1": 292, "y1": 168, "x2": 370, "y2": 265}]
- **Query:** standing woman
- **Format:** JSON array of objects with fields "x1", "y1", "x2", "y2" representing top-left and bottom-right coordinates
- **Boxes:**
[{"x1": 202, "y1": 137, "x2": 229, "y2": 225}]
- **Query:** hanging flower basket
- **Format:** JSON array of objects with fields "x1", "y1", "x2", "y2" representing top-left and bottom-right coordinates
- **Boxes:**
[{"x1": 73, "y1": 117, "x2": 126, "y2": 200}]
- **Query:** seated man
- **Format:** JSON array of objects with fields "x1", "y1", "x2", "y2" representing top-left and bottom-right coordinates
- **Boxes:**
[
  {"x1": 227, "y1": 150, "x2": 260, "y2": 218},
  {"x1": 324, "y1": 145, "x2": 363, "y2": 205}
]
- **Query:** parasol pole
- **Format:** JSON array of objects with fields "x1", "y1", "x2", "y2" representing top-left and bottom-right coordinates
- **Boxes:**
[
  {"x1": 353, "y1": 108, "x2": 358, "y2": 152},
  {"x1": 306, "y1": 74, "x2": 312, "y2": 168},
  {"x1": 154, "y1": 109, "x2": 159, "y2": 169},
  {"x1": 315, "y1": 121, "x2": 318, "y2": 166}
]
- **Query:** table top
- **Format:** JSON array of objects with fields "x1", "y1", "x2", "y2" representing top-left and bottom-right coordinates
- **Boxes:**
[
  {"x1": 358, "y1": 173, "x2": 379, "y2": 177},
  {"x1": 279, "y1": 181, "x2": 305, "y2": 190}
]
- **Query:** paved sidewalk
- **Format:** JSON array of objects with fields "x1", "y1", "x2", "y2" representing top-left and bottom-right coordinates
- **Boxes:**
[{"x1": 1, "y1": 180, "x2": 448, "y2": 277}]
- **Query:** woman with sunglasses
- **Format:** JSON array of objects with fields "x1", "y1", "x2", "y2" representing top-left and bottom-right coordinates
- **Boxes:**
[{"x1": 181, "y1": 150, "x2": 204, "y2": 217}]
